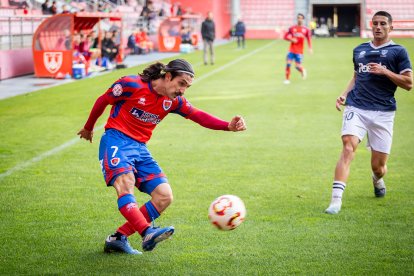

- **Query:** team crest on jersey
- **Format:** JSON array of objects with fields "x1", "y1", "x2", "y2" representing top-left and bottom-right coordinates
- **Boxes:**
[
  {"x1": 138, "y1": 97, "x2": 146, "y2": 105},
  {"x1": 358, "y1": 51, "x2": 366, "y2": 58},
  {"x1": 163, "y1": 100, "x2": 172, "y2": 111},
  {"x1": 381, "y1": 50, "x2": 388, "y2": 57},
  {"x1": 112, "y1": 84, "x2": 123, "y2": 96},
  {"x1": 43, "y1": 52, "x2": 62, "y2": 74},
  {"x1": 110, "y1": 157, "x2": 120, "y2": 166}
]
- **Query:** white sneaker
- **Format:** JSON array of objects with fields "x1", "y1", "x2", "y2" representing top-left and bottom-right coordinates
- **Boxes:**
[
  {"x1": 302, "y1": 69, "x2": 307, "y2": 80},
  {"x1": 325, "y1": 201, "x2": 342, "y2": 214},
  {"x1": 373, "y1": 176, "x2": 386, "y2": 197},
  {"x1": 283, "y1": 79, "x2": 290, "y2": 84}
]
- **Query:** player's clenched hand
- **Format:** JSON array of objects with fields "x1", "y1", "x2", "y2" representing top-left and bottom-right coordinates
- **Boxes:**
[
  {"x1": 367, "y1": 62, "x2": 386, "y2": 75},
  {"x1": 77, "y1": 128, "x2": 93, "y2": 143},
  {"x1": 228, "y1": 116, "x2": 247, "y2": 132},
  {"x1": 336, "y1": 96, "x2": 346, "y2": 111}
]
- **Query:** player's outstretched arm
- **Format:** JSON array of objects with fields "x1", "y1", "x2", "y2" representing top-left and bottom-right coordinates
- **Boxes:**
[
  {"x1": 187, "y1": 109, "x2": 246, "y2": 132},
  {"x1": 77, "y1": 94, "x2": 110, "y2": 143},
  {"x1": 228, "y1": 115, "x2": 247, "y2": 132}
]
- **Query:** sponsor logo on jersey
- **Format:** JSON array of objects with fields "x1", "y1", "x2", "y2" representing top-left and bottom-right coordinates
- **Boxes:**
[
  {"x1": 43, "y1": 52, "x2": 63, "y2": 74},
  {"x1": 112, "y1": 84, "x2": 123, "y2": 96},
  {"x1": 138, "y1": 97, "x2": 146, "y2": 105},
  {"x1": 110, "y1": 157, "x2": 120, "y2": 166},
  {"x1": 130, "y1": 107, "x2": 161, "y2": 124},
  {"x1": 358, "y1": 51, "x2": 366, "y2": 58},
  {"x1": 163, "y1": 100, "x2": 172, "y2": 111},
  {"x1": 358, "y1": 62, "x2": 387, "y2": 73}
]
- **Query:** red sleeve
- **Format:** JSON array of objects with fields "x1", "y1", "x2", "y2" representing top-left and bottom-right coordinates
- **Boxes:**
[
  {"x1": 187, "y1": 108, "x2": 229, "y2": 131},
  {"x1": 83, "y1": 94, "x2": 110, "y2": 131},
  {"x1": 283, "y1": 28, "x2": 292, "y2": 41}
]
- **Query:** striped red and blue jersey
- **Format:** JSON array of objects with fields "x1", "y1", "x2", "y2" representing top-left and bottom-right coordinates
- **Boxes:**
[
  {"x1": 284, "y1": 25, "x2": 311, "y2": 54},
  {"x1": 104, "y1": 75, "x2": 194, "y2": 143}
]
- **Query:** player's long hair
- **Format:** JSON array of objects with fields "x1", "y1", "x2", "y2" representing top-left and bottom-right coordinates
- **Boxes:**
[{"x1": 140, "y1": 59, "x2": 195, "y2": 82}]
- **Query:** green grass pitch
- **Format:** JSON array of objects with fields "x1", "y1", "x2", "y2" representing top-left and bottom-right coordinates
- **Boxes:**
[{"x1": 0, "y1": 38, "x2": 413, "y2": 275}]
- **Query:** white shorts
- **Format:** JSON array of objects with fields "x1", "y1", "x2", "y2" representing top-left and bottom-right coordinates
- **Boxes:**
[{"x1": 341, "y1": 106, "x2": 395, "y2": 154}]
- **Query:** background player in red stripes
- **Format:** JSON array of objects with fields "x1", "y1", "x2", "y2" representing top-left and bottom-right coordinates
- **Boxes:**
[
  {"x1": 283, "y1": 13, "x2": 313, "y2": 84},
  {"x1": 77, "y1": 59, "x2": 247, "y2": 254}
]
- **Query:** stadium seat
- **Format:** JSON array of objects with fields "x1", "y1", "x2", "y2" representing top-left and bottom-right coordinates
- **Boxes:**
[{"x1": 240, "y1": 0, "x2": 295, "y2": 38}]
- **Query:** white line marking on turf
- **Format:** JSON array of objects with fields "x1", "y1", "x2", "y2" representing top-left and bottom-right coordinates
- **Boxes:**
[
  {"x1": 0, "y1": 42, "x2": 275, "y2": 180},
  {"x1": 0, "y1": 125, "x2": 104, "y2": 180},
  {"x1": 193, "y1": 41, "x2": 276, "y2": 84}
]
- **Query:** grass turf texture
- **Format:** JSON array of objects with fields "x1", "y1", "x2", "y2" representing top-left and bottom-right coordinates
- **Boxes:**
[{"x1": 0, "y1": 38, "x2": 413, "y2": 275}]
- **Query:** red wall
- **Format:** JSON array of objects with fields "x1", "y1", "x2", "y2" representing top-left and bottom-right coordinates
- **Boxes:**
[
  {"x1": 171, "y1": 0, "x2": 231, "y2": 39},
  {"x1": 0, "y1": 48, "x2": 34, "y2": 80}
]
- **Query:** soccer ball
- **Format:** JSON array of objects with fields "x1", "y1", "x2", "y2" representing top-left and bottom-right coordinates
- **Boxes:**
[{"x1": 208, "y1": 195, "x2": 246, "y2": 230}]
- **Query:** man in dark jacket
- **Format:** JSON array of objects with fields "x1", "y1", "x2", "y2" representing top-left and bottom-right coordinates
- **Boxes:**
[
  {"x1": 201, "y1": 11, "x2": 215, "y2": 65},
  {"x1": 102, "y1": 31, "x2": 119, "y2": 62},
  {"x1": 234, "y1": 18, "x2": 246, "y2": 48}
]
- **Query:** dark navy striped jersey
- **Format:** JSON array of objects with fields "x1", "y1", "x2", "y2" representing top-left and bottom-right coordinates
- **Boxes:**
[{"x1": 346, "y1": 40, "x2": 412, "y2": 111}]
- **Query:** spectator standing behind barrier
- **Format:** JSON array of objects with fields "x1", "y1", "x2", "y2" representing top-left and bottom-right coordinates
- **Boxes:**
[
  {"x1": 140, "y1": 0, "x2": 157, "y2": 33},
  {"x1": 201, "y1": 11, "x2": 215, "y2": 65},
  {"x1": 49, "y1": 1, "x2": 57, "y2": 15},
  {"x1": 41, "y1": 0, "x2": 50, "y2": 14},
  {"x1": 234, "y1": 18, "x2": 246, "y2": 49}
]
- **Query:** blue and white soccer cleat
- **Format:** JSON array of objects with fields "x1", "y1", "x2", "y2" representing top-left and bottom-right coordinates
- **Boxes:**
[
  {"x1": 372, "y1": 174, "x2": 386, "y2": 197},
  {"x1": 374, "y1": 186, "x2": 386, "y2": 197},
  {"x1": 104, "y1": 235, "x2": 142, "y2": 255},
  {"x1": 373, "y1": 178, "x2": 386, "y2": 198},
  {"x1": 142, "y1": 226, "x2": 175, "y2": 251}
]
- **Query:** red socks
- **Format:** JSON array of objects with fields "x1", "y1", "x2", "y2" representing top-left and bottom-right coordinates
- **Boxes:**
[{"x1": 117, "y1": 194, "x2": 149, "y2": 236}]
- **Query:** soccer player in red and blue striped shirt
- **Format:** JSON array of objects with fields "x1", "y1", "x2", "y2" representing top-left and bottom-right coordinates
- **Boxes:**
[
  {"x1": 283, "y1": 13, "x2": 312, "y2": 84},
  {"x1": 78, "y1": 59, "x2": 247, "y2": 254}
]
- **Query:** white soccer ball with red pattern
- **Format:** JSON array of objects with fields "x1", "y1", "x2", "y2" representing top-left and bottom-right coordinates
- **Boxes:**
[{"x1": 208, "y1": 195, "x2": 246, "y2": 231}]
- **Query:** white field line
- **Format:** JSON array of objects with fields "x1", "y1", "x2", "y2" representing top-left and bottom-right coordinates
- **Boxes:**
[
  {"x1": 193, "y1": 41, "x2": 275, "y2": 84},
  {"x1": 0, "y1": 125, "x2": 104, "y2": 180},
  {"x1": 0, "y1": 41, "x2": 275, "y2": 180}
]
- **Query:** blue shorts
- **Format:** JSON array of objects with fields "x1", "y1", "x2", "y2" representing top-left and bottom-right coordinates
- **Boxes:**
[
  {"x1": 286, "y1": 52, "x2": 303, "y2": 64},
  {"x1": 98, "y1": 129, "x2": 168, "y2": 195}
]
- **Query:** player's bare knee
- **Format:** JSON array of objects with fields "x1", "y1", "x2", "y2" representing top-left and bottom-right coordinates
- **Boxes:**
[
  {"x1": 342, "y1": 144, "x2": 355, "y2": 161},
  {"x1": 160, "y1": 192, "x2": 173, "y2": 208},
  {"x1": 152, "y1": 193, "x2": 173, "y2": 212},
  {"x1": 372, "y1": 164, "x2": 387, "y2": 178},
  {"x1": 113, "y1": 173, "x2": 136, "y2": 195}
]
